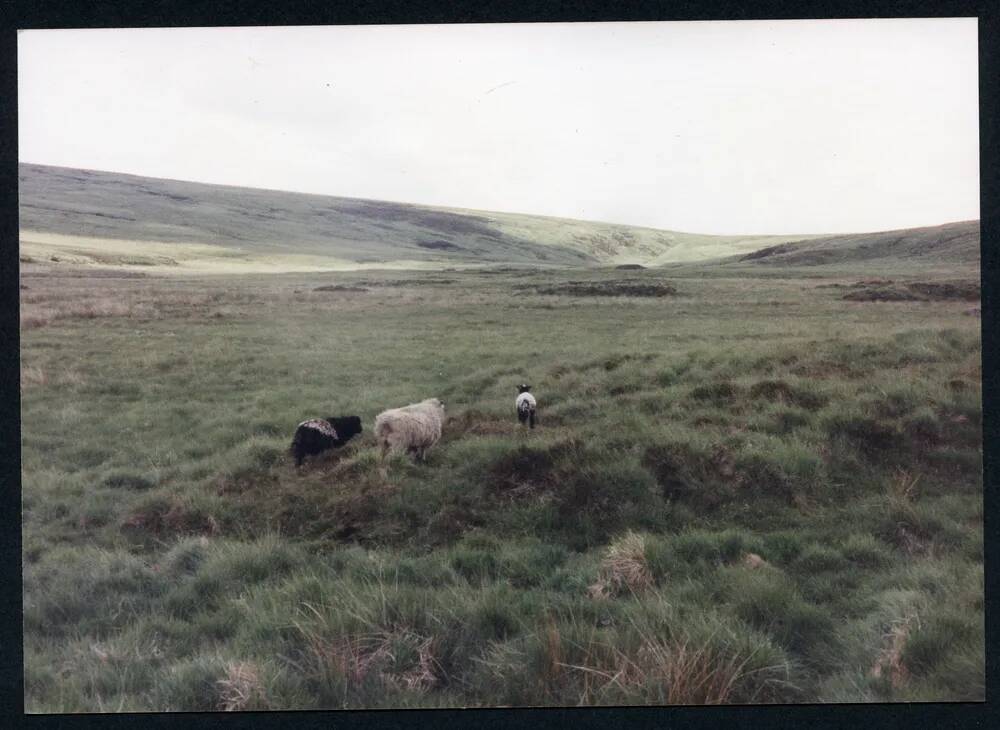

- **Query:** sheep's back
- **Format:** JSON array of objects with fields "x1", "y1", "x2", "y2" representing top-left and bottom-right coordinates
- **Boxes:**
[{"x1": 374, "y1": 403, "x2": 444, "y2": 447}]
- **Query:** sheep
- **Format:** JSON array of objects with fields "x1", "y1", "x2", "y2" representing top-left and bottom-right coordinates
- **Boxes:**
[
  {"x1": 516, "y1": 384, "x2": 537, "y2": 428},
  {"x1": 374, "y1": 398, "x2": 445, "y2": 462},
  {"x1": 290, "y1": 415, "x2": 363, "y2": 467}
]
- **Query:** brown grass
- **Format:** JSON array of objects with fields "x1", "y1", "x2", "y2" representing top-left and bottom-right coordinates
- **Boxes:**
[
  {"x1": 21, "y1": 365, "x2": 87, "y2": 387},
  {"x1": 20, "y1": 313, "x2": 53, "y2": 330},
  {"x1": 589, "y1": 531, "x2": 653, "y2": 598},
  {"x1": 20, "y1": 297, "x2": 156, "y2": 330},
  {"x1": 639, "y1": 636, "x2": 762, "y2": 704},
  {"x1": 391, "y1": 636, "x2": 438, "y2": 692},
  {"x1": 121, "y1": 499, "x2": 221, "y2": 538},
  {"x1": 889, "y1": 468, "x2": 921, "y2": 503},
  {"x1": 871, "y1": 613, "x2": 918, "y2": 691},
  {"x1": 217, "y1": 661, "x2": 269, "y2": 711},
  {"x1": 297, "y1": 612, "x2": 439, "y2": 695},
  {"x1": 322, "y1": 633, "x2": 437, "y2": 690},
  {"x1": 18, "y1": 275, "x2": 264, "y2": 331},
  {"x1": 557, "y1": 630, "x2": 774, "y2": 705},
  {"x1": 884, "y1": 469, "x2": 932, "y2": 556},
  {"x1": 21, "y1": 365, "x2": 47, "y2": 387}
]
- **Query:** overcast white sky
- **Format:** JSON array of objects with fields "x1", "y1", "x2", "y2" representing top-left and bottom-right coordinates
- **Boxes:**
[{"x1": 18, "y1": 20, "x2": 979, "y2": 235}]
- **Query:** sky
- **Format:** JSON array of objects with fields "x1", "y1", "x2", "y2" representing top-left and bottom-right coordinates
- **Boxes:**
[{"x1": 18, "y1": 20, "x2": 979, "y2": 235}]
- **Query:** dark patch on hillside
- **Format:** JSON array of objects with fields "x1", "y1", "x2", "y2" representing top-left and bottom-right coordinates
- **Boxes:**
[
  {"x1": 906, "y1": 281, "x2": 981, "y2": 300},
  {"x1": 615, "y1": 264, "x2": 646, "y2": 270},
  {"x1": 532, "y1": 280, "x2": 677, "y2": 298},
  {"x1": 748, "y1": 380, "x2": 828, "y2": 410},
  {"x1": 475, "y1": 267, "x2": 545, "y2": 275},
  {"x1": 313, "y1": 285, "x2": 369, "y2": 293},
  {"x1": 741, "y1": 242, "x2": 799, "y2": 261},
  {"x1": 842, "y1": 280, "x2": 980, "y2": 302},
  {"x1": 334, "y1": 201, "x2": 501, "y2": 240},
  {"x1": 842, "y1": 287, "x2": 923, "y2": 302},
  {"x1": 739, "y1": 221, "x2": 979, "y2": 266},
  {"x1": 353, "y1": 278, "x2": 458, "y2": 287},
  {"x1": 417, "y1": 239, "x2": 464, "y2": 252}
]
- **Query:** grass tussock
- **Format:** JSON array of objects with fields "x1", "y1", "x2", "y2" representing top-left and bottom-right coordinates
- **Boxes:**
[
  {"x1": 870, "y1": 613, "x2": 917, "y2": 691},
  {"x1": 589, "y1": 531, "x2": 654, "y2": 599},
  {"x1": 217, "y1": 661, "x2": 269, "y2": 711}
]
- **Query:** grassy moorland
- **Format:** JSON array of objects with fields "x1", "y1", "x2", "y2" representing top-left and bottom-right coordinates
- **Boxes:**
[{"x1": 19, "y1": 232, "x2": 982, "y2": 710}]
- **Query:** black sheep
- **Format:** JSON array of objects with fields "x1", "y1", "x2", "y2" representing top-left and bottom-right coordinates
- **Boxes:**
[{"x1": 290, "y1": 415, "x2": 363, "y2": 467}]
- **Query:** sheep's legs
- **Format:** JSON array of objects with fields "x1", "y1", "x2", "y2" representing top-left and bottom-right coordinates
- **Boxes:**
[{"x1": 529, "y1": 411, "x2": 536, "y2": 429}]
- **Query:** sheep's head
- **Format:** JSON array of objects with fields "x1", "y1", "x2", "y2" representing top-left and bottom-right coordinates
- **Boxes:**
[
  {"x1": 427, "y1": 397, "x2": 445, "y2": 413},
  {"x1": 518, "y1": 384, "x2": 532, "y2": 394},
  {"x1": 330, "y1": 415, "x2": 363, "y2": 438}
]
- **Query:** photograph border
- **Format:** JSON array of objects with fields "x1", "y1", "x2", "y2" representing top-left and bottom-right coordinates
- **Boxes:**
[{"x1": 2, "y1": 1, "x2": 997, "y2": 727}]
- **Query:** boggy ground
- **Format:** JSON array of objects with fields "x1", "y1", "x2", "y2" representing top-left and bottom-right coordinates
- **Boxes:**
[{"x1": 20, "y1": 261, "x2": 983, "y2": 710}]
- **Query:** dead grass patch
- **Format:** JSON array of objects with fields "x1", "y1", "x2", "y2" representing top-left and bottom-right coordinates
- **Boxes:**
[
  {"x1": 637, "y1": 636, "x2": 763, "y2": 704},
  {"x1": 888, "y1": 469, "x2": 920, "y2": 505},
  {"x1": 748, "y1": 380, "x2": 827, "y2": 410},
  {"x1": 217, "y1": 661, "x2": 269, "y2": 711},
  {"x1": 21, "y1": 365, "x2": 87, "y2": 388},
  {"x1": 20, "y1": 313, "x2": 53, "y2": 330},
  {"x1": 21, "y1": 297, "x2": 157, "y2": 329},
  {"x1": 121, "y1": 499, "x2": 221, "y2": 539},
  {"x1": 445, "y1": 411, "x2": 516, "y2": 439},
  {"x1": 21, "y1": 365, "x2": 47, "y2": 387},
  {"x1": 558, "y1": 630, "x2": 781, "y2": 705},
  {"x1": 871, "y1": 613, "x2": 918, "y2": 691},
  {"x1": 589, "y1": 531, "x2": 653, "y2": 598},
  {"x1": 313, "y1": 284, "x2": 370, "y2": 293},
  {"x1": 303, "y1": 626, "x2": 439, "y2": 693}
]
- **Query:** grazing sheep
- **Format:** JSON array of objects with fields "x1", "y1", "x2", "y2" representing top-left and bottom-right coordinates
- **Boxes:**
[
  {"x1": 290, "y1": 415, "x2": 363, "y2": 467},
  {"x1": 516, "y1": 384, "x2": 537, "y2": 429},
  {"x1": 374, "y1": 398, "x2": 445, "y2": 461}
]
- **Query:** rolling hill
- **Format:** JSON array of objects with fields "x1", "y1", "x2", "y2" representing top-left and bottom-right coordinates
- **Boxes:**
[
  {"x1": 19, "y1": 163, "x2": 818, "y2": 272},
  {"x1": 731, "y1": 221, "x2": 980, "y2": 267}
]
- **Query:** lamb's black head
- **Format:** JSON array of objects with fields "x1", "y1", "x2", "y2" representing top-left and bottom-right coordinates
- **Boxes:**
[
  {"x1": 518, "y1": 384, "x2": 532, "y2": 394},
  {"x1": 328, "y1": 415, "x2": 363, "y2": 439}
]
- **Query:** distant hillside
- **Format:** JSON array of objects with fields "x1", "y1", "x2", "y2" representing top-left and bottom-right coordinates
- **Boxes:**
[
  {"x1": 733, "y1": 221, "x2": 980, "y2": 267},
  {"x1": 18, "y1": 164, "x2": 815, "y2": 271}
]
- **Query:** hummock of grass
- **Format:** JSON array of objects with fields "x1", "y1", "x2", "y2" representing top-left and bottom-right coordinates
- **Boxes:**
[{"x1": 20, "y1": 262, "x2": 982, "y2": 710}]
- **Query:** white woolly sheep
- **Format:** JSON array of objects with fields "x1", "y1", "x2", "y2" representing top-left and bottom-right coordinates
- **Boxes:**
[
  {"x1": 374, "y1": 397, "x2": 446, "y2": 462},
  {"x1": 516, "y1": 384, "x2": 537, "y2": 428}
]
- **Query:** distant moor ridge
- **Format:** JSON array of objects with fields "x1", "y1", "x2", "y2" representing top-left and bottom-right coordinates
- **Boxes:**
[{"x1": 19, "y1": 163, "x2": 979, "y2": 270}]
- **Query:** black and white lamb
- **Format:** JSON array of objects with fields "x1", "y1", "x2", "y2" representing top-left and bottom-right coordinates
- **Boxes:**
[
  {"x1": 290, "y1": 415, "x2": 363, "y2": 467},
  {"x1": 516, "y1": 384, "x2": 537, "y2": 429}
]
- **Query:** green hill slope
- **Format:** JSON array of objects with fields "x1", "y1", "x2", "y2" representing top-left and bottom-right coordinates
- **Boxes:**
[
  {"x1": 732, "y1": 221, "x2": 980, "y2": 267},
  {"x1": 19, "y1": 163, "x2": 814, "y2": 270}
]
